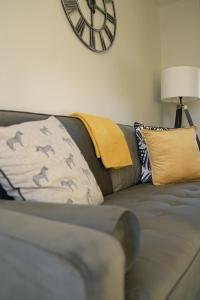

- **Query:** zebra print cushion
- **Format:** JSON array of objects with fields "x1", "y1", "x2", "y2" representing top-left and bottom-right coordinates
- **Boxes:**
[
  {"x1": 0, "y1": 116, "x2": 104, "y2": 205},
  {"x1": 134, "y1": 122, "x2": 168, "y2": 183}
]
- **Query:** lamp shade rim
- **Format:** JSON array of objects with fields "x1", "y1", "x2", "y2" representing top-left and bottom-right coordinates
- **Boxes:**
[{"x1": 161, "y1": 96, "x2": 200, "y2": 103}]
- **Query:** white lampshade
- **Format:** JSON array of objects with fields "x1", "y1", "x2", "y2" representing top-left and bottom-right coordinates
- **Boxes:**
[{"x1": 161, "y1": 66, "x2": 200, "y2": 103}]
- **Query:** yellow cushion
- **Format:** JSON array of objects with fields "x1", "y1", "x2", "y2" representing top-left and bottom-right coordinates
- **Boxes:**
[{"x1": 141, "y1": 127, "x2": 200, "y2": 186}]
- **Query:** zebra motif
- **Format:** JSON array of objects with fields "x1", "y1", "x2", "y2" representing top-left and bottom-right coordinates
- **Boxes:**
[
  {"x1": 82, "y1": 168, "x2": 91, "y2": 180},
  {"x1": 86, "y1": 188, "x2": 92, "y2": 204},
  {"x1": 65, "y1": 153, "x2": 75, "y2": 169},
  {"x1": 61, "y1": 180, "x2": 78, "y2": 192},
  {"x1": 40, "y1": 126, "x2": 51, "y2": 136},
  {"x1": 7, "y1": 131, "x2": 24, "y2": 151},
  {"x1": 62, "y1": 137, "x2": 74, "y2": 147},
  {"x1": 36, "y1": 145, "x2": 55, "y2": 157},
  {"x1": 58, "y1": 123, "x2": 65, "y2": 131},
  {"x1": 32, "y1": 166, "x2": 49, "y2": 187}
]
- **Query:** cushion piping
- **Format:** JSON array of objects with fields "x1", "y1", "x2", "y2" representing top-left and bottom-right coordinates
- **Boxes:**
[{"x1": 0, "y1": 169, "x2": 25, "y2": 200}]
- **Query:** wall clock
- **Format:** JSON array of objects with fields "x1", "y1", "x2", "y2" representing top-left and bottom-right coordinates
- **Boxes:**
[{"x1": 61, "y1": 0, "x2": 116, "y2": 53}]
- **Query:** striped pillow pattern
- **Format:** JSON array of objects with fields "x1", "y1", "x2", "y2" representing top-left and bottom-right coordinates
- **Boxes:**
[{"x1": 134, "y1": 122, "x2": 168, "y2": 183}]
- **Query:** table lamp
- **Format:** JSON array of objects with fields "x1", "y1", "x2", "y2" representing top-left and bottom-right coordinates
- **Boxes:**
[{"x1": 161, "y1": 65, "x2": 200, "y2": 148}]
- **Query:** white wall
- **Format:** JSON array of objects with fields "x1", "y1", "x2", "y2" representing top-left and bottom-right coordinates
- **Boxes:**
[
  {"x1": 0, "y1": 0, "x2": 161, "y2": 125},
  {"x1": 159, "y1": 0, "x2": 200, "y2": 130}
]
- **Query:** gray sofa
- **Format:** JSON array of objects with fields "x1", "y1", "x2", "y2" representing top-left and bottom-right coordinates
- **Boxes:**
[{"x1": 0, "y1": 110, "x2": 199, "y2": 300}]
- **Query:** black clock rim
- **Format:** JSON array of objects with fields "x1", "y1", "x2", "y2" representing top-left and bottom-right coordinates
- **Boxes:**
[{"x1": 61, "y1": 0, "x2": 117, "y2": 53}]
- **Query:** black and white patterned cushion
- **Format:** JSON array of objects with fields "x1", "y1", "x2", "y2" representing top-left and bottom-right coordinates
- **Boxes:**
[{"x1": 134, "y1": 122, "x2": 169, "y2": 183}]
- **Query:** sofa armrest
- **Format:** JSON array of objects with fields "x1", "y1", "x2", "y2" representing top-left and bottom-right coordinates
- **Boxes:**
[
  {"x1": 0, "y1": 201, "x2": 140, "y2": 271},
  {"x1": 0, "y1": 208, "x2": 125, "y2": 300}
]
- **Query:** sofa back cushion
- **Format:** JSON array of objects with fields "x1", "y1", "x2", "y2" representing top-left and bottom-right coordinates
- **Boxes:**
[
  {"x1": 0, "y1": 110, "x2": 113, "y2": 197},
  {"x1": 110, "y1": 124, "x2": 141, "y2": 192}
]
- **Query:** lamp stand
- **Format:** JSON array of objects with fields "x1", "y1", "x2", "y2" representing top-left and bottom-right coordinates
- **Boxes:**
[{"x1": 175, "y1": 97, "x2": 200, "y2": 149}]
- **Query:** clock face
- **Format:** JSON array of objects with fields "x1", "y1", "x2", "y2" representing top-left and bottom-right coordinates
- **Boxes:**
[{"x1": 61, "y1": 0, "x2": 116, "y2": 53}]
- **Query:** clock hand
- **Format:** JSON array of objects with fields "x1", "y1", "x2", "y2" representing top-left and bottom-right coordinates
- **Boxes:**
[
  {"x1": 91, "y1": 8, "x2": 94, "y2": 27},
  {"x1": 86, "y1": 0, "x2": 96, "y2": 13},
  {"x1": 92, "y1": 0, "x2": 96, "y2": 12}
]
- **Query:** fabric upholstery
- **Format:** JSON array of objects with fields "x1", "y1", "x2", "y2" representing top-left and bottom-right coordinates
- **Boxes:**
[
  {"x1": 1, "y1": 110, "x2": 200, "y2": 300},
  {"x1": 0, "y1": 202, "x2": 140, "y2": 272},
  {"x1": 110, "y1": 124, "x2": 141, "y2": 192},
  {"x1": 0, "y1": 208, "x2": 125, "y2": 300},
  {"x1": 105, "y1": 182, "x2": 200, "y2": 300},
  {"x1": 0, "y1": 110, "x2": 113, "y2": 196},
  {"x1": 0, "y1": 116, "x2": 103, "y2": 204},
  {"x1": 141, "y1": 127, "x2": 200, "y2": 185},
  {"x1": 0, "y1": 234, "x2": 86, "y2": 300},
  {"x1": 72, "y1": 113, "x2": 133, "y2": 168}
]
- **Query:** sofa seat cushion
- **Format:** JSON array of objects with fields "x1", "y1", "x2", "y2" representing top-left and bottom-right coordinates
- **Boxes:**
[{"x1": 105, "y1": 182, "x2": 200, "y2": 300}]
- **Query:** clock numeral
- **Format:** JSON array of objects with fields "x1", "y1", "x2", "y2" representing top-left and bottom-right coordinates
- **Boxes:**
[
  {"x1": 62, "y1": 0, "x2": 78, "y2": 14},
  {"x1": 90, "y1": 29, "x2": 96, "y2": 49},
  {"x1": 96, "y1": 5, "x2": 115, "y2": 24},
  {"x1": 106, "y1": 13, "x2": 115, "y2": 24},
  {"x1": 104, "y1": 25, "x2": 113, "y2": 42},
  {"x1": 75, "y1": 17, "x2": 85, "y2": 37},
  {"x1": 99, "y1": 32, "x2": 106, "y2": 51}
]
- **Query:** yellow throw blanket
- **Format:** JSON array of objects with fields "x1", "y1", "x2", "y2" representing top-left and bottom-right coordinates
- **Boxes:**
[{"x1": 72, "y1": 113, "x2": 133, "y2": 169}]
